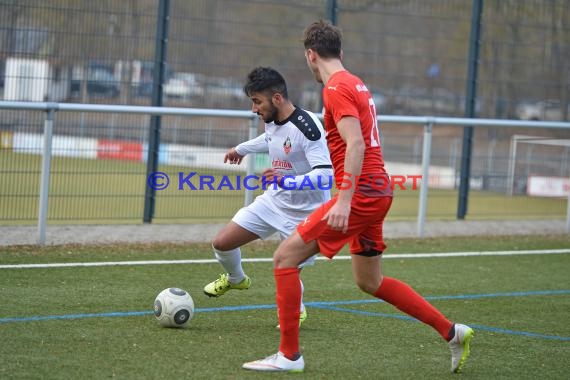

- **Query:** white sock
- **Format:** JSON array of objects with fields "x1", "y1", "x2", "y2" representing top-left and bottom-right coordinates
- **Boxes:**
[
  {"x1": 213, "y1": 246, "x2": 245, "y2": 284},
  {"x1": 300, "y1": 278, "x2": 305, "y2": 313}
]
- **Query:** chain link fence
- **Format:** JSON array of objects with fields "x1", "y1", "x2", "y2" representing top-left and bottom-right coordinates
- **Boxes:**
[
  {"x1": 1, "y1": 1, "x2": 568, "y2": 116},
  {"x1": 0, "y1": 0, "x2": 569, "y2": 224}
]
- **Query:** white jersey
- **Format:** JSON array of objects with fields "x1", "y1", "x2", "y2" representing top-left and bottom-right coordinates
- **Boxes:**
[{"x1": 235, "y1": 107, "x2": 332, "y2": 215}]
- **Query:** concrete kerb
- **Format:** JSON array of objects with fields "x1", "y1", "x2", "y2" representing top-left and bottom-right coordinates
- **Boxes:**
[{"x1": 0, "y1": 220, "x2": 566, "y2": 247}]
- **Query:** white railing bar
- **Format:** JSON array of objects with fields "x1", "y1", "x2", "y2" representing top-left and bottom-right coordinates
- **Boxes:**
[
  {"x1": 0, "y1": 101, "x2": 256, "y2": 119},
  {"x1": 1, "y1": 100, "x2": 569, "y2": 242},
  {"x1": 1, "y1": 101, "x2": 570, "y2": 129}
]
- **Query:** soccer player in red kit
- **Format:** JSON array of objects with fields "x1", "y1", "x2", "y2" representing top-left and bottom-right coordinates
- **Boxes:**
[{"x1": 243, "y1": 20, "x2": 474, "y2": 374}]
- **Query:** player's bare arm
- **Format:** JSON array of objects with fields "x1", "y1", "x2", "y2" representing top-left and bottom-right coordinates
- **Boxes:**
[
  {"x1": 323, "y1": 116, "x2": 365, "y2": 233},
  {"x1": 224, "y1": 147, "x2": 244, "y2": 165}
]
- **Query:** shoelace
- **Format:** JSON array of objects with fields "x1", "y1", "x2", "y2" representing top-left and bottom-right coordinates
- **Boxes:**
[
  {"x1": 214, "y1": 274, "x2": 230, "y2": 291},
  {"x1": 263, "y1": 353, "x2": 280, "y2": 361}
]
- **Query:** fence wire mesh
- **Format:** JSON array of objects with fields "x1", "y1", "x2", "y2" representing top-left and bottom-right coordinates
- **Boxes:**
[{"x1": 0, "y1": 0, "x2": 568, "y2": 224}]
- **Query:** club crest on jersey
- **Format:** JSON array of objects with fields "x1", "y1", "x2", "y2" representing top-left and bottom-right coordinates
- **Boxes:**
[{"x1": 283, "y1": 136, "x2": 292, "y2": 154}]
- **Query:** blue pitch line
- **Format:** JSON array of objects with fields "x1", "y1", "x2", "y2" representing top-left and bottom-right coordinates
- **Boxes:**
[
  {"x1": 306, "y1": 289, "x2": 570, "y2": 307},
  {"x1": 1, "y1": 290, "x2": 569, "y2": 342},
  {"x1": 0, "y1": 311, "x2": 152, "y2": 324},
  {"x1": 468, "y1": 324, "x2": 570, "y2": 341},
  {"x1": 1, "y1": 289, "x2": 567, "y2": 324},
  {"x1": 4, "y1": 289, "x2": 563, "y2": 324},
  {"x1": 0, "y1": 304, "x2": 277, "y2": 324},
  {"x1": 310, "y1": 305, "x2": 570, "y2": 342}
]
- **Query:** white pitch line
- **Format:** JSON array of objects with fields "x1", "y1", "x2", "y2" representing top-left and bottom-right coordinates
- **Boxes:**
[{"x1": 1, "y1": 249, "x2": 569, "y2": 269}]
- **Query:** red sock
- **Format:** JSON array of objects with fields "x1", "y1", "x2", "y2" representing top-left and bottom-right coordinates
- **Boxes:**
[
  {"x1": 275, "y1": 267, "x2": 301, "y2": 359},
  {"x1": 374, "y1": 276, "x2": 453, "y2": 340}
]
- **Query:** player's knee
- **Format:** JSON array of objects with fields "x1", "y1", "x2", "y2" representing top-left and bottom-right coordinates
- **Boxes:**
[
  {"x1": 355, "y1": 278, "x2": 379, "y2": 295},
  {"x1": 273, "y1": 252, "x2": 283, "y2": 268},
  {"x1": 273, "y1": 233, "x2": 317, "y2": 268},
  {"x1": 273, "y1": 246, "x2": 299, "y2": 268},
  {"x1": 212, "y1": 236, "x2": 230, "y2": 251},
  {"x1": 273, "y1": 249, "x2": 291, "y2": 268}
]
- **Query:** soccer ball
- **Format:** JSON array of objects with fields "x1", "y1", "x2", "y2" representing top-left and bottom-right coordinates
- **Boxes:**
[{"x1": 154, "y1": 287, "x2": 195, "y2": 328}]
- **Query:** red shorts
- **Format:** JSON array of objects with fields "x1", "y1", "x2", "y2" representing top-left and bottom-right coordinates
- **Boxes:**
[{"x1": 297, "y1": 193, "x2": 393, "y2": 258}]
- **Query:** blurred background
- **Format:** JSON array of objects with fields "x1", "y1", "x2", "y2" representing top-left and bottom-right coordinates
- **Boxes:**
[
  {"x1": 0, "y1": 0, "x2": 569, "y2": 224},
  {"x1": 1, "y1": 0, "x2": 568, "y2": 118}
]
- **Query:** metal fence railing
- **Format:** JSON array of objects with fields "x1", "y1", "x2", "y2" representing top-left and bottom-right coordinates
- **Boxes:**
[{"x1": 1, "y1": 100, "x2": 569, "y2": 244}]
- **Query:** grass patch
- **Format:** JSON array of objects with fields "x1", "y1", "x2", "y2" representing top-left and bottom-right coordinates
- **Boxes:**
[{"x1": 0, "y1": 235, "x2": 569, "y2": 379}]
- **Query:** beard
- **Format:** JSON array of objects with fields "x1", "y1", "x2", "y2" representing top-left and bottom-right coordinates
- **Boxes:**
[{"x1": 262, "y1": 104, "x2": 279, "y2": 123}]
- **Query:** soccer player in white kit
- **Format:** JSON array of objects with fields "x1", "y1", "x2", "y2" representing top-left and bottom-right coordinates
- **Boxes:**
[{"x1": 203, "y1": 67, "x2": 332, "y2": 327}]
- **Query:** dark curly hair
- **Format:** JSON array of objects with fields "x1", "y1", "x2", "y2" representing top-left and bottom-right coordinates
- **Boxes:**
[{"x1": 243, "y1": 67, "x2": 288, "y2": 99}]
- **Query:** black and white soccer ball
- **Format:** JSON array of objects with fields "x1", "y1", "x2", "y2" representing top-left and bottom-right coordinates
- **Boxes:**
[{"x1": 154, "y1": 288, "x2": 195, "y2": 328}]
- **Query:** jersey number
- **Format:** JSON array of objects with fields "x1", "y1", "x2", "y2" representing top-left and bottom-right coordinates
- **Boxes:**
[{"x1": 368, "y1": 98, "x2": 380, "y2": 147}]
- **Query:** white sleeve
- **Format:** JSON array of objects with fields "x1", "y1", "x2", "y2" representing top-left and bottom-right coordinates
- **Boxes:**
[
  {"x1": 282, "y1": 167, "x2": 333, "y2": 189},
  {"x1": 303, "y1": 111, "x2": 332, "y2": 169},
  {"x1": 235, "y1": 133, "x2": 269, "y2": 156},
  {"x1": 282, "y1": 117, "x2": 333, "y2": 188}
]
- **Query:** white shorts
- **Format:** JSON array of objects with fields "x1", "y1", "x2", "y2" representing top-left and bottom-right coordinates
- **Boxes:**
[{"x1": 232, "y1": 193, "x2": 317, "y2": 267}]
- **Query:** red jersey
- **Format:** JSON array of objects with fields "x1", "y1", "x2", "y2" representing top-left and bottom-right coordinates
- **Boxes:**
[{"x1": 322, "y1": 70, "x2": 392, "y2": 197}]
